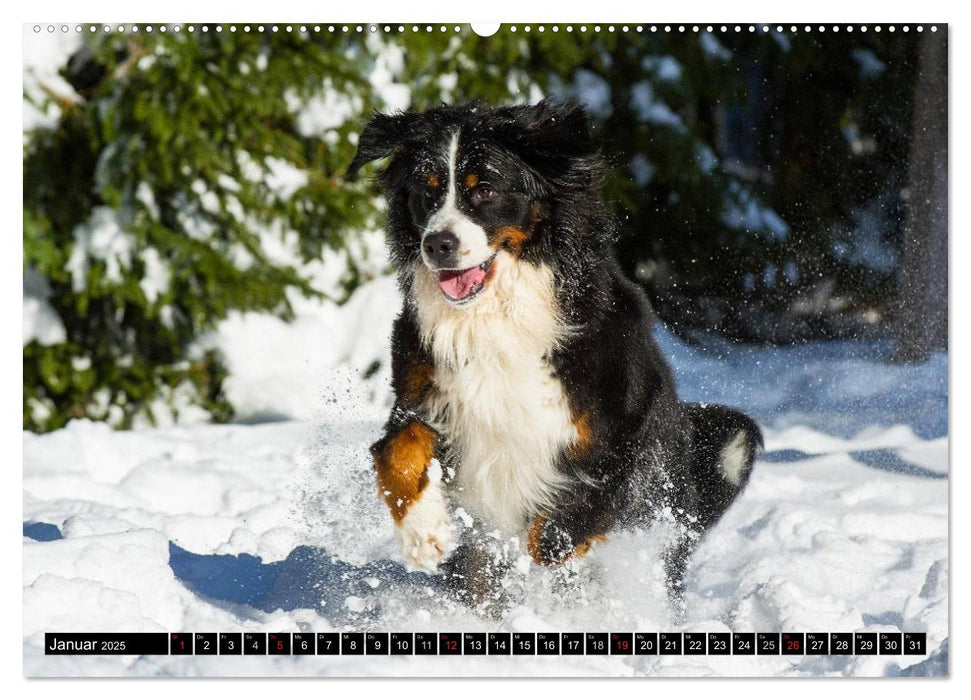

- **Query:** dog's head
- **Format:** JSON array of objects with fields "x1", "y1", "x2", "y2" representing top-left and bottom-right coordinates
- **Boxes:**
[{"x1": 348, "y1": 100, "x2": 600, "y2": 307}]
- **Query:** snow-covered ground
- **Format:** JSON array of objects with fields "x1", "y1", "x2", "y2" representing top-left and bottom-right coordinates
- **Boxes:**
[{"x1": 23, "y1": 271, "x2": 948, "y2": 677}]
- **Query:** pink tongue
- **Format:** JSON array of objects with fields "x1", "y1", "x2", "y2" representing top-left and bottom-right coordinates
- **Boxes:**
[{"x1": 439, "y1": 266, "x2": 486, "y2": 300}]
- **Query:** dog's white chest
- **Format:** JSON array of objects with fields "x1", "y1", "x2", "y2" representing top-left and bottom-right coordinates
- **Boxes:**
[
  {"x1": 432, "y1": 349, "x2": 575, "y2": 533},
  {"x1": 412, "y1": 258, "x2": 577, "y2": 533}
]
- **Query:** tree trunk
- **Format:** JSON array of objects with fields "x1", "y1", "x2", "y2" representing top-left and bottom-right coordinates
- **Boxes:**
[{"x1": 895, "y1": 29, "x2": 948, "y2": 362}]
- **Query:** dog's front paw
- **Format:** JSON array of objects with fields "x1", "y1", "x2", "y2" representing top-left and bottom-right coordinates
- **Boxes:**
[{"x1": 396, "y1": 483, "x2": 454, "y2": 572}]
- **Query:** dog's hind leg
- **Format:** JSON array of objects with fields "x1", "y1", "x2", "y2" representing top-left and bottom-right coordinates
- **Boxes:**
[
  {"x1": 683, "y1": 403, "x2": 763, "y2": 530},
  {"x1": 439, "y1": 542, "x2": 515, "y2": 619},
  {"x1": 662, "y1": 533, "x2": 697, "y2": 622}
]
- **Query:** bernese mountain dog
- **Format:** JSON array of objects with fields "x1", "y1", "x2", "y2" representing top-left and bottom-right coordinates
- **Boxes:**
[{"x1": 347, "y1": 100, "x2": 763, "y2": 611}]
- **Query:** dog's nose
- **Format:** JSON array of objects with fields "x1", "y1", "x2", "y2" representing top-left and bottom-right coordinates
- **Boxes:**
[{"x1": 423, "y1": 231, "x2": 459, "y2": 267}]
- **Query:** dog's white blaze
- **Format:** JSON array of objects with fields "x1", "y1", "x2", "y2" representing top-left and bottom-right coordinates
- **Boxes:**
[
  {"x1": 718, "y1": 430, "x2": 750, "y2": 486},
  {"x1": 412, "y1": 254, "x2": 576, "y2": 533},
  {"x1": 422, "y1": 130, "x2": 493, "y2": 269},
  {"x1": 395, "y1": 460, "x2": 454, "y2": 571}
]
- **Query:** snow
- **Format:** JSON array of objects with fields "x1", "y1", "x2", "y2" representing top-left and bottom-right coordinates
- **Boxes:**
[
  {"x1": 629, "y1": 154, "x2": 656, "y2": 186},
  {"x1": 21, "y1": 296, "x2": 65, "y2": 346},
  {"x1": 23, "y1": 269, "x2": 66, "y2": 346},
  {"x1": 630, "y1": 81, "x2": 686, "y2": 131},
  {"x1": 366, "y1": 34, "x2": 411, "y2": 111},
  {"x1": 771, "y1": 32, "x2": 793, "y2": 53},
  {"x1": 571, "y1": 69, "x2": 612, "y2": 119},
  {"x1": 23, "y1": 273, "x2": 948, "y2": 677},
  {"x1": 852, "y1": 49, "x2": 887, "y2": 79},
  {"x1": 722, "y1": 181, "x2": 790, "y2": 240},
  {"x1": 832, "y1": 194, "x2": 899, "y2": 273},
  {"x1": 642, "y1": 55, "x2": 683, "y2": 82},
  {"x1": 22, "y1": 25, "x2": 83, "y2": 133},
  {"x1": 264, "y1": 157, "x2": 309, "y2": 200},
  {"x1": 66, "y1": 206, "x2": 134, "y2": 292},
  {"x1": 287, "y1": 83, "x2": 364, "y2": 139},
  {"x1": 139, "y1": 247, "x2": 170, "y2": 303},
  {"x1": 699, "y1": 33, "x2": 732, "y2": 61}
]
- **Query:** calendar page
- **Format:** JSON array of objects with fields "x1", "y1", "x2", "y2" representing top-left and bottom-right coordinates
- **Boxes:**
[{"x1": 22, "y1": 20, "x2": 948, "y2": 678}]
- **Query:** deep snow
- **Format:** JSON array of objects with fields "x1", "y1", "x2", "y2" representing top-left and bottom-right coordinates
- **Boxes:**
[{"x1": 23, "y1": 275, "x2": 948, "y2": 677}]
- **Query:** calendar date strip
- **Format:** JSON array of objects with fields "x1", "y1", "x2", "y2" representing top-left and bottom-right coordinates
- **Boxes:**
[{"x1": 45, "y1": 631, "x2": 927, "y2": 656}]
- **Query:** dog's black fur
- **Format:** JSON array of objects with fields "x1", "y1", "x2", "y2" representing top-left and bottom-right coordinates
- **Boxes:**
[{"x1": 349, "y1": 100, "x2": 763, "y2": 609}]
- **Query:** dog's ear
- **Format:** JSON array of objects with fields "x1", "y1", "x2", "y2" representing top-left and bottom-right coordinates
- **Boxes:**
[
  {"x1": 346, "y1": 111, "x2": 419, "y2": 180},
  {"x1": 491, "y1": 100, "x2": 599, "y2": 188}
]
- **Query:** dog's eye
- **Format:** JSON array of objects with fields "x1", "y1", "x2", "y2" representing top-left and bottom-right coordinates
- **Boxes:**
[{"x1": 472, "y1": 186, "x2": 495, "y2": 202}]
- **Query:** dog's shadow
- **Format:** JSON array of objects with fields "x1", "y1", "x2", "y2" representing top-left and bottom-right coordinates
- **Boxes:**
[{"x1": 167, "y1": 542, "x2": 446, "y2": 625}]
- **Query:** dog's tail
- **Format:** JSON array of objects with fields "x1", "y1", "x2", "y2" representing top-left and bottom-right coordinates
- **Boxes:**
[{"x1": 683, "y1": 402, "x2": 764, "y2": 530}]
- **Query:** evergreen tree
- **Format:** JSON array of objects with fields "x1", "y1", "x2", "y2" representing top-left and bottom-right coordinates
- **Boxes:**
[{"x1": 24, "y1": 29, "x2": 389, "y2": 431}]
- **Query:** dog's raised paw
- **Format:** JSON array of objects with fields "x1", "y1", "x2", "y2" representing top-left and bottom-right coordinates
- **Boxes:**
[{"x1": 395, "y1": 483, "x2": 454, "y2": 571}]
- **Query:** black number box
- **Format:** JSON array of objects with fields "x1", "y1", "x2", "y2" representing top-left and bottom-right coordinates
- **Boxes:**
[
  {"x1": 635, "y1": 632, "x2": 658, "y2": 655},
  {"x1": 268, "y1": 633, "x2": 291, "y2": 655},
  {"x1": 243, "y1": 632, "x2": 266, "y2": 655},
  {"x1": 219, "y1": 632, "x2": 242, "y2": 655},
  {"x1": 879, "y1": 632, "x2": 903, "y2": 655},
  {"x1": 684, "y1": 633, "x2": 706, "y2": 655},
  {"x1": 585, "y1": 633, "x2": 608, "y2": 655},
  {"x1": 195, "y1": 632, "x2": 217, "y2": 655},
  {"x1": 293, "y1": 633, "x2": 315, "y2": 654},
  {"x1": 904, "y1": 632, "x2": 927, "y2": 655},
  {"x1": 439, "y1": 633, "x2": 462, "y2": 655},
  {"x1": 757, "y1": 633, "x2": 780, "y2": 655},
  {"x1": 708, "y1": 633, "x2": 730, "y2": 655},
  {"x1": 562, "y1": 632, "x2": 584, "y2": 655},
  {"x1": 660, "y1": 632, "x2": 682, "y2": 655},
  {"x1": 488, "y1": 632, "x2": 511, "y2": 655},
  {"x1": 366, "y1": 632, "x2": 389, "y2": 655},
  {"x1": 463, "y1": 632, "x2": 486, "y2": 656},
  {"x1": 341, "y1": 632, "x2": 364, "y2": 655},
  {"x1": 610, "y1": 633, "x2": 633, "y2": 655},
  {"x1": 415, "y1": 632, "x2": 437, "y2": 655},
  {"x1": 781, "y1": 633, "x2": 804, "y2": 655},
  {"x1": 854, "y1": 632, "x2": 877, "y2": 655},
  {"x1": 513, "y1": 633, "x2": 536, "y2": 655},
  {"x1": 806, "y1": 632, "x2": 829, "y2": 655},
  {"x1": 830, "y1": 632, "x2": 853, "y2": 655},
  {"x1": 316, "y1": 632, "x2": 339, "y2": 655},
  {"x1": 170, "y1": 632, "x2": 192, "y2": 655},
  {"x1": 538, "y1": 632, "x2": 560, "y2": 655},
  {"x1": 391, "y1": 632, "x2": 414, "y2": 655},
  {"x1": 733, "y1": 632, "x2": 755, "y2": 655}
]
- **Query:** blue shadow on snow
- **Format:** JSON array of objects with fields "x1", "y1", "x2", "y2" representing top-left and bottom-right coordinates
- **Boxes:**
[
  {"x1": 23, "y1": 522, "x2": 63, "y2": 541},
  {"x1": 761, "y1": 448, "x2": 945, "y2": 480},
  {"x1": 167, "y1": 542, "x2": 444, "y2": 621}
]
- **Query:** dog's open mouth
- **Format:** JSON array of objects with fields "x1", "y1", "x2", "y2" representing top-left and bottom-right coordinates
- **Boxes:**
[{"x1": 437, "y1": 255, "x2": 496, "y2": 303}]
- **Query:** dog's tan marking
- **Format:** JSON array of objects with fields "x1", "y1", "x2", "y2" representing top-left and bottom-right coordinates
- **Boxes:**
[
  {"x1": 490, "y1": 226, "x2": 531, "y2": 255},
  {"x1": 464, "y1": 173, "x2": 479, "y2": 189},
  {"x1": 527, "y1": 513, "x2": 606, "y2": 565},
  {"x1": 427, "y1": 172, "x2": 440, "y2": 189},
  {"x1": 568, "y1": 413, "x2": 593, "y2": 459},
  {"x1": 373, "y1": 422, "x2": 437, "y2": 522}
]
